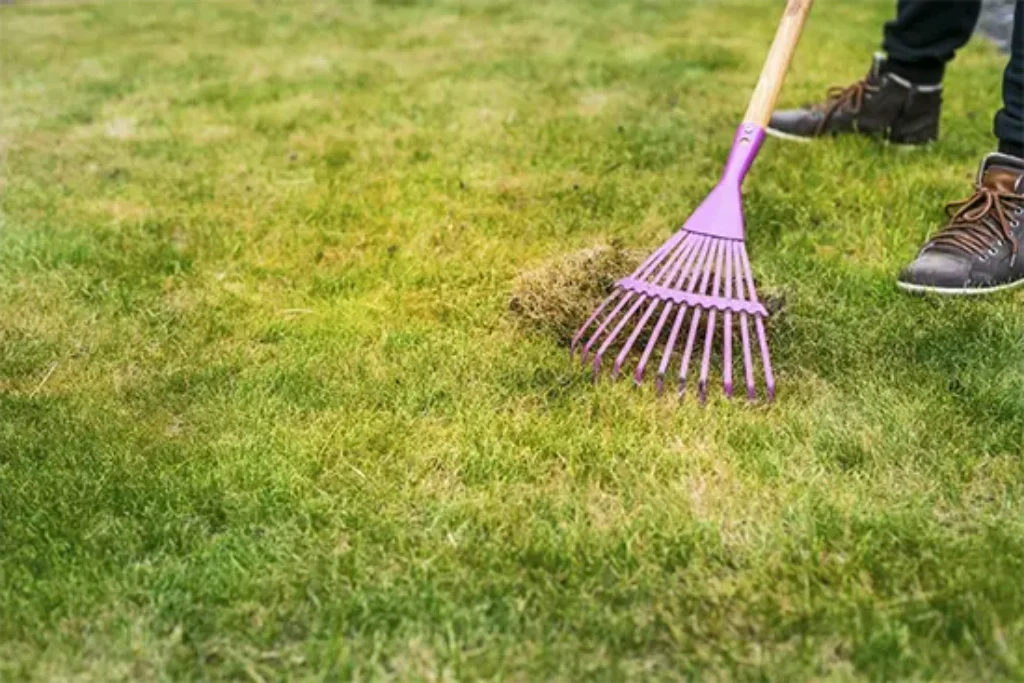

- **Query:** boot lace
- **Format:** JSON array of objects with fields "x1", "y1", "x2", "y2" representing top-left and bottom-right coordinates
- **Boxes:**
[
  {"x1": 928, "y1": 185, "x2": 1024, "y2": 256},
  {"x1": 814, "y1": 80, "x2": 876, "y2": 134}
]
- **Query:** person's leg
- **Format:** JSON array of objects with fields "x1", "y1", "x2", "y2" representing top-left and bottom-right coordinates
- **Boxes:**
[
  {"x1": 767, "y1": 0, "x2": 981, "y2": 144},
  {"x1": 897, "y1": 0, "x2": 1024, "y2": 296},
  {"x1": 994, "y1": 0, "x2": 1024, "y2": 159},
  {"x1": 883, "y1": 0, "x2": 982, "y2": 85}
]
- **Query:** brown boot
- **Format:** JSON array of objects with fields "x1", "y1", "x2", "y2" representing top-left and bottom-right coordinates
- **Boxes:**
[
  {"x1": 898, "y1": 154, "x2": 1024, "y2": 295},
  {"x1": 767, "y1": 54, "x2": 941, "y2": 146}
]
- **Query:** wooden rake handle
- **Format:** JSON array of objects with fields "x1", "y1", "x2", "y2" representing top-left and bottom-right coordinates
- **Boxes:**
[{"x1": 742, "y1": 0, "x2": 815, "y2": 127}]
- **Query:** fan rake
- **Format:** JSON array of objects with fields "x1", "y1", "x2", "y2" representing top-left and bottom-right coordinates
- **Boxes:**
[{"x1": 571, "y1": 0, "x2": 814, "y2": 402}]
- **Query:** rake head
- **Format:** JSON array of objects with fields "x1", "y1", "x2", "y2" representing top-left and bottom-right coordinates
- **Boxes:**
[{"x1": 571, "y1": 125, "x2": 775, "y2": 402}]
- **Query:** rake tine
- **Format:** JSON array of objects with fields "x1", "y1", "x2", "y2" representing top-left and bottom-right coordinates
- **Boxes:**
[
  {"x1": 612, "y1": 300, "x2": 661, "y2": 379},
  {"x1": 740, "y1": 317, "x2": 755, "y2": 399},
  {"x1": 756, "y1": 317, "x2": 775, "y2": 400},
  {"x1": 656, "y1": 305, "x2": 688, "y2": 395},
  {"x1": 722, "y1": 238, "x2": 734, "y2": 397},
  {"x1": 592, "y1": 294, "x2": 649, "y2": 376},
  {"x1": 732, "y1": 242, "x2": 756, "y2": 399},
  {"x1": 571, "y1": 290, "x2": 620, "y2": 358},
  {"x1": 738, "y1": 245, "x2": 775, "y2": 401},
  {"x1": 679, "y1": 308, "x2": 703, "y2": 397},
  {"x1": 634, "y1": 302, "x2": 673, "y2": 385},
  {"x1": 655, "y1": 236, "x2": 713, "y2": 393},
  {"x1": 698, "y1": 238, "x2": 727, "y2": 402},
  {"x1": 580, "y1": 292, "x2": 633, "y2": 362},
  {"x1": 679, "y1": 240, "x2": 720, "y2": 396}
]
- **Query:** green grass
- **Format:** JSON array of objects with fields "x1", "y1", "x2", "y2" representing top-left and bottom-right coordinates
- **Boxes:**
[{"x1": 2, "y1": 1, "x2": 1023, "y2": 680}]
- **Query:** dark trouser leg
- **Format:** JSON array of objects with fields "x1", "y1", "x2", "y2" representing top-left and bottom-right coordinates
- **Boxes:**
[
  {"x1": 882, "y1": 0, "x2": 981, "y2": 84},
  {"x1": 995, "y1": 0, "x2": 1024, "y2": 158}
]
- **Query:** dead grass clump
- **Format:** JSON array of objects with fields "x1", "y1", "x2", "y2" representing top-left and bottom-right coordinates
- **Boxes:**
[{"x1": 509, "y1": 242, "x2": 644, "y2": 343}]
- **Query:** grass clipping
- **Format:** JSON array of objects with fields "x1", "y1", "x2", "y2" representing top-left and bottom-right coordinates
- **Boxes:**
[{"x1": 509, "y1": 243, "x2": 645, "y2": 344}]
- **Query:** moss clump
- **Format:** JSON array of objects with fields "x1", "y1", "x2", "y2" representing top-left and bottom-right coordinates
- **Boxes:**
[{"x1": 509, "y1": 242, "x2": 645, "y2": 343}]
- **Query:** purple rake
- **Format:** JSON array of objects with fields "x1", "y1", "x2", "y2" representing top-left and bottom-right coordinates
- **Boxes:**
[{"x1": 571, "y1": 0, "x2": 813, "y2": 402}]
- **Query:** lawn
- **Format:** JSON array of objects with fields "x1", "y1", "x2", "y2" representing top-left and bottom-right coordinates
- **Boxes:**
[{"x1": 2, "y1": 1, "x2": 1023, "y2": 681}]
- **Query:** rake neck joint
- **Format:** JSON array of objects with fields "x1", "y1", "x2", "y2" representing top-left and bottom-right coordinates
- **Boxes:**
[{"x1": 720, "y1": 123, "x2": 766, "y2": 186}]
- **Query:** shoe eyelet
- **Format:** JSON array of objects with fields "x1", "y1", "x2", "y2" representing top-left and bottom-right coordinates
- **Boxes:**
[
  {"x1": 989, "y1": 245, "x2": 1000, "y2": 256},
  {"x1": 1012, "y1": 219, "x2": 1021, "y2": 229},
  {"x1": 1015, "y1": 207, "x2": 1024, "y2": 215}
]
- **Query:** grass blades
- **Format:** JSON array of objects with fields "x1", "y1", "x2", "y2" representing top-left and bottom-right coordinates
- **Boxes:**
[{"x1": 1, "y1": 1, "x2": 1023, "y2": 681}]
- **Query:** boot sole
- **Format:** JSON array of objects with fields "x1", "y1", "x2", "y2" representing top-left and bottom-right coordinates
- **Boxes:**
[
  {"x1": 765, "y1": 126, "x2": 931, "y2": 150},
  {"x1": 765, "y1": 127, "x2": 812, "y2": 143},
  {"x1": 896, "y1": 278, "x2": 1024, "y2": 296}
]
